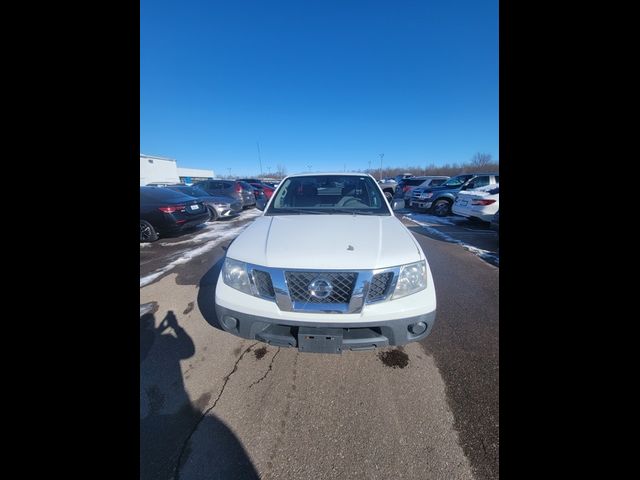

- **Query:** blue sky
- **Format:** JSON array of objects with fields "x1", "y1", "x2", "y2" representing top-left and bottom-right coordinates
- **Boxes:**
[{"x1": 141, "y1": 0, "x2": 498, "y2": 177}]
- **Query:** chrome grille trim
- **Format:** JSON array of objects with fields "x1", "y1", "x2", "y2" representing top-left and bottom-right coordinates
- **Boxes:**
[
  {"x1": 250, "y1": 269, "x2": 275, "y2": 299},
  {"x1": 285, "y1": 271, "x2": 357, "y2": 304},
  {"x1": 366, "y1": 271, "x2": 394, "y2": 303},
  {"x1": 241, "y1": 263, "x2": 402, "y2": 314}
]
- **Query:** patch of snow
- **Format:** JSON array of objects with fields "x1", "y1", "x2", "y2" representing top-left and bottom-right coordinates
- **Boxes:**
[
  {"x1": 140, "y1": 223, "x2": 252, "y2": 288},
  {"x1": 159, "y1": 209, "x2": 262, "y2": 247},
  {"x1": 139, "y1": 270, "x2": 166, "y2": 289},
  {"x1": 140, "y1": 302, "x2": 156, "y2": 317},
  {"x1": 403, "y1": 215, "x2": 499, "y2": 266},
  {"x1": 402, "y1": 212, "x2": 458, "y2": 226}
]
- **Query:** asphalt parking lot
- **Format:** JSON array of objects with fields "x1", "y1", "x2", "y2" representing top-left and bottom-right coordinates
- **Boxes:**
[
  {"x1": 140, "y1": 207, "x2": 499, "y2": 480},
  {"x1": 140, "y1": 208, "x2": 263, "y2": 287},
  {"x1": 400, "y1": 209, "x2": 499, "y2": 267}
]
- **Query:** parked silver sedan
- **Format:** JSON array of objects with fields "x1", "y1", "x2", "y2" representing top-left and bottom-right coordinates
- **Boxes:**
[{"x1": 164, "y1": 185, "x2": 242, "y2": 221}]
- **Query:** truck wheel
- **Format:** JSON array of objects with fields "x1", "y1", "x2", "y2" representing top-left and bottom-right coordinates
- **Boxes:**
[
  {"x1": 384, "y1": 191, "x2": 393, "y2": 201},
  {"x1": 140, "y1": 220, "x2": 158, "y2": 242},
  {"x1": 433, "y1": 199, "x2": 451, "y2": 217}
]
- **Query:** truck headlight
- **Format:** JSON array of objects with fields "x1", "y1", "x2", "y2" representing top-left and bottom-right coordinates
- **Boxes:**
[
  {"x1": 213, "y1": 202, "x2": 230, "y2": 208},
  {"x1": 222, "y1": 257, "x2": 252, "y2": 295},
  {"x1": 420, "y1": 192, "x2": 433, "y2": 199},
  {"x1": 392, "y1": 260, "x2": 427, "y2": 299}
]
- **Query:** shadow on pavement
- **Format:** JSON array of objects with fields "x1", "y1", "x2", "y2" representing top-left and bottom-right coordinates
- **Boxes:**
[
  {"x1": 197, "y1": 256, "x2": 226, "y2": 330},
  {"x1": 140, "y1": 309, "x2": 258, "y2": 480}
]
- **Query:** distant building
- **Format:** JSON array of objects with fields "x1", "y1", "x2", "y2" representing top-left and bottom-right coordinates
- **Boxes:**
[
  {"x1": 177, "y1": 167, "x2": 215, "y2": 185},
  {"x1": 140, "y1": 154, "x2": 214, "y2": 185}
]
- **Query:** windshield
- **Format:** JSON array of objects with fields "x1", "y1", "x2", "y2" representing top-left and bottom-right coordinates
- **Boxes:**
[
  {"x1": 405, "y1": 178, "x2": 427, "y2": 186},
  {"x1": 442, "y1": 175, "x2": 472, "y2": 187},
  {"x1": 265, "y1": 175, "x2": 390, "y2": 216}
]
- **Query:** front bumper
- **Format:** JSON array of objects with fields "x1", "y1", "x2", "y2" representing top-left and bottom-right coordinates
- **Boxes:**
[
  {"x1": 215, "y1": 258, "x2": 437, "y2": 353},
  {"x1": 158, "y1": 215, "x2": 210, "y2": 234},
  {"x1": 215, "y1": 305, "x2": 436, "y2": 351},
  {"x1": 215, "y1": 275, "x2": 437, "y2": 351},
  {"x1": 410, "y1": 200, "x2": 432, "y2": 209}
]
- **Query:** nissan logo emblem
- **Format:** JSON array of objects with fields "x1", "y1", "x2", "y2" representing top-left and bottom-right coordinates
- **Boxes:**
[{"x1": 309, "y1": 278, "x2": 333, "y2": 299}]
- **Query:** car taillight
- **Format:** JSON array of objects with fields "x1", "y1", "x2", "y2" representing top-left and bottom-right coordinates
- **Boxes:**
[
  {"x1": 471, "y1": 199, "x2": 496, "y2": 206},
  {"x1": 236, "y1": 184, "x2": 243, "y2": 193},
  {"x1": 158, "y1": 205, "x2": 186, "y2": 213},
  {"x1": 403, "y1": 186, "x2": 410, "y2": 192}
]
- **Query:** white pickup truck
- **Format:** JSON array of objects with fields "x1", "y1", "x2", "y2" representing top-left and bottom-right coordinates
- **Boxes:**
[{"x1": 215, "y1": 172, "x2": 437, "y2": 354}]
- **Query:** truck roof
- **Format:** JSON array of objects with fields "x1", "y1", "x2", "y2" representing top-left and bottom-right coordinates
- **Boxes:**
[{"x1": 286, "y1": 172, "x2": 376, "y2": 178}]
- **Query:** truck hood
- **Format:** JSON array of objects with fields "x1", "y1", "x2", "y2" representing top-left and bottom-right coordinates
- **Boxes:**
[{"x1": 227, "y1": 214, "x2": 423, "y2": 270}]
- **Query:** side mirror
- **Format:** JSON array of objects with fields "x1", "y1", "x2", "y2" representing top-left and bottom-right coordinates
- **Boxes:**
[
  {"x1": 256, "y1": 199, "x2": 266, "y2": 211},
  {"x1": 391, "y1": 199, "x2": 404, "y2": 210}
]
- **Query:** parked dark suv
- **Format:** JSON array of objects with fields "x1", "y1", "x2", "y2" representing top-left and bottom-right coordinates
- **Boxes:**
[
  {"x1": 140, "y1": 187, "x2": 210, "y2": 242},
  {"x1": 410, "y1": 173, "x2": 499, "y2": 216},
  {"x1": 194, "y1": 179, "x2": 256, "y2": 208},
  {"x1": 394, "y1": 176, "x2": 449, "y2": 201}
]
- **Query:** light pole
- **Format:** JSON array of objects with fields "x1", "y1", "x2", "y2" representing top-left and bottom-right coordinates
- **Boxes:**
[
  {"x1": 227, "y1": 168, "x2": 232, "y2": 178},
  {"x1": 256, "y1": 141, "x2": 263, "y2": 177},
  {"x1": 378, "y1": 153, "x2": 384, "y2": 181}
]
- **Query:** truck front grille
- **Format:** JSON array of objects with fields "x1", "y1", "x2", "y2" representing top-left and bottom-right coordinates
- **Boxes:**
[
  {"x1": 366, "y1": 272, "x2": 394, "y2": 302},
  {"x1": 285, "y1": 271, "x2": 357, "y2": 304},
  {"x1": 252, "y1": 269, "x2": 275, "y2": 299}
]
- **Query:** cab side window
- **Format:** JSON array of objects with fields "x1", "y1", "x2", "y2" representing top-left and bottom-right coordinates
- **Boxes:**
[{"x1": 470, "y1": 176, "x2": 490, "y2": 189}]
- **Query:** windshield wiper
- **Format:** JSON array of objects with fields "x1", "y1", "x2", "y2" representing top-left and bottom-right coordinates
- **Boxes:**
[
  {"x1": 328, "y1": 209, "x2": 381, "y2": 215},
  {"x1": 272, "y1": 208, "x2": 328, "y2": 215}
]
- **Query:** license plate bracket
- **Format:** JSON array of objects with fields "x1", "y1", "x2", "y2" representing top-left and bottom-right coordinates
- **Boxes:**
[{"x1": 297, "y1": 327, "x2": 343, "y2": 354}]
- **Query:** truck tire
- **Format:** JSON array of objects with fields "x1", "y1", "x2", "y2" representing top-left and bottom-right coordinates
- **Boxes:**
[{"x1": 433, "y1": 199, "x2": 451, "y2": 217}]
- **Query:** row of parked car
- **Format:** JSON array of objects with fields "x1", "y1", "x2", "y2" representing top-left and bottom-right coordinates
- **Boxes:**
[
  {"x1": 139, "y1": 179, "x2": 278, "y2": 242},
  {"x1": 140, "y1": 172, "x2": 499, "y2": 243},
  {"x1": 380, "y1": 172, "x2": 500, "y2": 227}
]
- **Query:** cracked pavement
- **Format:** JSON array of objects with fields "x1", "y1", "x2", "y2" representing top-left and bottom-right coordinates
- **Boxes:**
[{"x1": 140, "y1": 210, "x2": 498, "y2": 480}]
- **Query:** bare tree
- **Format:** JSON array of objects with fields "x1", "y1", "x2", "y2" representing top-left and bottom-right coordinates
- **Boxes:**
[
  {"x1": 252, "y1": 155, "x2": 497, "y2": 181},
  {"x1": 470, "y1": 153, "x2": 492, "y2": 168},
  {"x1": 363, "y1": 155, "x2": 498, "y2": 178},
  {"x1": 276, "y1": 164, "x2": 287, "y2": 179}
]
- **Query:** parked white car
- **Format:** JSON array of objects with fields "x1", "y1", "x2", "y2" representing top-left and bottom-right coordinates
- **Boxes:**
[
  {"x1": 452, "y1": 184, "x2": 499, "y2": 222},
  {"x1": 215, "y1": 172, "x2": 437, "y2": 354}
]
